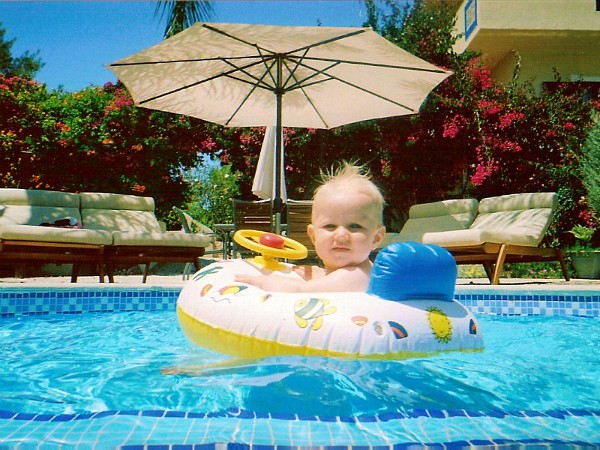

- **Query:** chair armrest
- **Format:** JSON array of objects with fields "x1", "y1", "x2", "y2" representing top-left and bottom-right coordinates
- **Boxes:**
[{"x1": 172, "y1": 206, "x2": 220, "y2": 250}]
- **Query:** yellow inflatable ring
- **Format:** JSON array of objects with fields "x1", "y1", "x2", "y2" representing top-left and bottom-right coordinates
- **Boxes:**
[
  {"x1": 177, "y1": 241, "x2": 484, "y2": 359},
  {"x1": 234, "y1": 229, "x2": 308, "y2": 260}
]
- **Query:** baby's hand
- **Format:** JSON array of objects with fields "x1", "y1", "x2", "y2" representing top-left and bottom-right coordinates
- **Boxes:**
[
  {"x1": 234, "y1": 274, "x2": 267, "y2": 289},
  {"x1": 234, "y1": 273, "x2": 306, "y2": 292},
  {"x1": 292, "y1": 265, "x2": 312, "y2": 280}
]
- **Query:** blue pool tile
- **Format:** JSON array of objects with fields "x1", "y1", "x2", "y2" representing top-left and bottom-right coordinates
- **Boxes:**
[
  {"x1": 33, "y1": 413, "x2": 55, "y2": 421},
  {"x1": 428, "y1": 409, "x2": 446, "y2": 418},
  {"x1": 406, "y1": 409, "x2": 429, "y2": 418},
  {"x1": 379, "y1": 411, "x2": 407, "y2": 421},
  {"x1": 444, "y1": 441, "x2": 471, "y2": 449},
  {"x1": 546, "y1": 410, "x2": 567, "y2": 419},
  {"x1": 319, "y1": 415, "x2": 339, "y2": 422},
  {"x1": 141, "y1": 410, "x2": 166, "y2": 417},
  {"x1": 50, "y1": 414, "x2": 76, "y2": 422}
]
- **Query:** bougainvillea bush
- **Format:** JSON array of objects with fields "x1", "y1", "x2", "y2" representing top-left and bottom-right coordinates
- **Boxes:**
[{"x1": 365, "y1": 0, "x2": 599, "y2": 241}]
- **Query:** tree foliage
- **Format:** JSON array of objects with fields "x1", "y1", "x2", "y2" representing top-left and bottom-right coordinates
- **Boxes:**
[
  {"x1": 0, "y1": 23, "x2": 44, "y2": 79},
  {"x1": 581, "y1": 115, "x2": 600, "y2": 221},
  {"x1": 155, "y1": 0, "x2": 214, "y2": 38}
]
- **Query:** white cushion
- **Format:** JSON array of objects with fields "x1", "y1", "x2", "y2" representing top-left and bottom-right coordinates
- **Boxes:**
[
  {"x1": 0, "y1": 188, "x2": 82, "y2": 226},
  {"x1": 0, "y1": 224, "x2": 113, "y2": 245},
  {"x1": 423, "y1": 193, "x2": 558, "y2": 248},
  {"x1": 397, "y1": 198, "x2": 479, "y2": 242},
  {"x1": 80, "y1": 192, "x2": 161, "y2": 233},
  {"x1": 112, "y1": 231, "x2": 211, "y2": 247}
]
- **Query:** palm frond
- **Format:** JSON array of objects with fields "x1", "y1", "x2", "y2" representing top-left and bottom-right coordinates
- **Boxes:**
[{"x1": 155, "y1": 0, "x2": 214, "y2": 39}]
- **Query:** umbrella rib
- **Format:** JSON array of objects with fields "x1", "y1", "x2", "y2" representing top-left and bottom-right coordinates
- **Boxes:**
[
  {"x1": 295, "y1": 59, "x2": 418, "y2": 113},
  {"x1": 220, "y1": 56, "x2": 277, "y2": 91},
  {"x1": 282, "y1": 59, "x2": 339, "y2": 92},
  {"x1": 294, "y1": 55, "x2": 449, "y2": 75},
  {"x1": 281, "y1": 28, "x2": 368, "y2": 56},
  {"x1": 109, "y1": 55, "x2": 263, "y2": 68},
  {"x1": 279, "y1": 58, "x2": 332, "y2": 128},
  {"x1": 202, "y1": 23, "x2": 368, "y2": 63},
  {"x1": 136, "y1": 58, "x2": 270, "y2": 106},
  {"x1": 221, "y1": 59, "x2": 278, "y2": 126}
]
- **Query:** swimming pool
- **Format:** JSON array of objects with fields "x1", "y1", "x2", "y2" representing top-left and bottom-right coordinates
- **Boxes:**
[{"x1": 0, "y1": 285, "x2": 599, "y2": 448}]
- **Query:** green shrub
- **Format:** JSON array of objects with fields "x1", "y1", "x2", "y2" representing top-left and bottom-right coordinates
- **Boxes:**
[
  {"x1": 182, "y1": 155, "x2": 241, "y2": 228},
  {"x1": 581, "y1": 116, "x2": 600, "y2": 218}
]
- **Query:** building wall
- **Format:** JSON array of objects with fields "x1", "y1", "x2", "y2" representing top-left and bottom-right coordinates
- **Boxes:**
[{"x1": 453, "y1": 0, "x2": 600, "y2": 94}]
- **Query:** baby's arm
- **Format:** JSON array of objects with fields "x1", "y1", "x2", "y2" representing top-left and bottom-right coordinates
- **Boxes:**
[{"x1": 235, "y1": 265, "x2": 370, "y2": 293}]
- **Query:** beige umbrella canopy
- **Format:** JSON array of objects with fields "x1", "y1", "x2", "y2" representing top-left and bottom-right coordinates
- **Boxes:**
[{"x1": 108, "y1": 22, "x2": 451, "y2": 231}]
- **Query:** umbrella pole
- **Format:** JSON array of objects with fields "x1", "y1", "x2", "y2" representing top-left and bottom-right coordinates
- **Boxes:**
[{"x1": 274, "y1": 56, "x2": 284, "y2": 235}]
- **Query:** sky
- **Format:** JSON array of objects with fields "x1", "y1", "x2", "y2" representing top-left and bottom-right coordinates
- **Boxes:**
[{"x1": 0, "y1": 1, "x2": 381, "y2": 92}]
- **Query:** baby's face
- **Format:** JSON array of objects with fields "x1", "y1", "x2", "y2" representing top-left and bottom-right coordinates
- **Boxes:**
[{"x1": 308, "y1": 187, "x2": 384, "y2": 271}]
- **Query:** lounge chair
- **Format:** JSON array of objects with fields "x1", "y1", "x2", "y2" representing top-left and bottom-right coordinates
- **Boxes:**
[
  {"x1": 231, "y1": 199, "x2": 273, "y2": 258},
  {"x1": 419, "y1": 192, "x2": 569, "y2": 284},
  {"x1": 0, "y1": 188, "x2": 111, "y2": 282},
  {"x1": 173, "y1": 206, "x2": 223, "y2": 278},
  {"x1": 80, "y1": 192, "x2": 210, "y2": 283},
  {"x1": 286, "y1": 199, "x2": 317, "y2": 262}
]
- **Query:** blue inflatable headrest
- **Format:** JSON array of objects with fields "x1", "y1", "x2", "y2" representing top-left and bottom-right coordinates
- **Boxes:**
[{"x1": 367, "y1": 242, "x2": 457, "y2": 302}]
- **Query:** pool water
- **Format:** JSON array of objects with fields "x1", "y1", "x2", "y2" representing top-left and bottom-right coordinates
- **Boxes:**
[{"x1": 1, "y1": 311, "x2": 598, "y2": 419}]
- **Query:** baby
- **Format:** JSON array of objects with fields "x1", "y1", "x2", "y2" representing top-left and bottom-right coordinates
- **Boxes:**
[{"x1": 235, "y1": 162, "x2": 386, "y2": 292}]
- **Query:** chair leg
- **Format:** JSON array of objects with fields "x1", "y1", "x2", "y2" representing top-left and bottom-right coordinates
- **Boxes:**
[
  {"x1": 71, "y1": 263, "x2": 79, "y2": 283},
  {"x1": 491, "y1": 244, "x2": 509, "y2": 285},
  {"x1": 106, "y1": 263, "x2": 115, "y2": 283},
  {"x1": 556, "y1": 249, "x2": 571, "y2": 281},
  {"x1": 482, "y1": 262, "x2": 494, "y2": 282},
  {"x1": 142, "y1": 264, "x2": 150, "y2": 283},
  {"x1": 182, "y1": 262, "x2": 192, "y2": 280},
  {"x1": 97, "y1": 263, "x2": 105, "y2": 283}
]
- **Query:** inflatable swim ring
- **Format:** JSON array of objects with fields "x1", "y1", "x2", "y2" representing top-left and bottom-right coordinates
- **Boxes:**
[{"x1": 177, "y1": 231, "x2": 483, "y2": 359}]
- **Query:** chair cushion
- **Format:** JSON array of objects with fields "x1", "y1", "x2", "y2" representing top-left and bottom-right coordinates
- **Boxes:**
[
  {"x1": 80, "y1": 192, "x2": 161, "y2": 233},
  {"x1": 0, "y1": 188, "x2": 82, "y2": 226},
  {"x1": 0, "y1": 224, "x2": 113, "y2": 245},
  {"x1": 469, "y1": 192, "x2": 557, "y2": 247},
  {"x1": 112, "y1": 231, "x2": 211, "y2": 247},
  {"x1": 423, "y1": 192, "x2": 558, "y2": 248},
  {"x1": 397, "y1": 198, "x2": 479, "y2": 242}
]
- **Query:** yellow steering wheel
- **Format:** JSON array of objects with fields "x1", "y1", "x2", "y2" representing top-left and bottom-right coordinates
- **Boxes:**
[{"x1": 233, "y1": 229, "x2": 308, "y2": 261}]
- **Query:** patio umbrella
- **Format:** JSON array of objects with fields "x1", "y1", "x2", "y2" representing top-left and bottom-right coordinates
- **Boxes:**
[
  {"x1": 252, "y1": 126, "x2": 287, "y2": 202},
  {"x1": 107, "y1": 22, "x2": 451, "y2": 232}
]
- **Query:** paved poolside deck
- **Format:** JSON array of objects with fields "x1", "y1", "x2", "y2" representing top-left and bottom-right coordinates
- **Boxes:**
[{"x1": 0, "y1": 261, "x2": 598, "y2": 291}]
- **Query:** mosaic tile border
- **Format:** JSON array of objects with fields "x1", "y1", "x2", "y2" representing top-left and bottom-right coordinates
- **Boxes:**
[
  {"x1": 0, "y1": 286, "x2": 598, "y2": 318},
  {"x1": 0, "y1": 407, "x2": 598, "y2": 449},
  {"x1": 456, "y1": 289, "x2": 600, "y2": 318},
  {"x1": 0, "y1": 286, "x2": 180, "y2": 317}
]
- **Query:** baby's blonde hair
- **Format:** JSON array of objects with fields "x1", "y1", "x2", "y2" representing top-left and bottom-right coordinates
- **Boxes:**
[{"x1": 313, "y1": 162, "x2": 385, "y2": 224}]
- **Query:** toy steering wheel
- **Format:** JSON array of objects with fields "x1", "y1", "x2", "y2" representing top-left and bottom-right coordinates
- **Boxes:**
[{"x1": 233, "y1": 229, "x2": 308, "y2": 260}]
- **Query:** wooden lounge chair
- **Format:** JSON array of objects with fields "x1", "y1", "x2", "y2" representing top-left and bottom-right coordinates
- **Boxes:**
[
  {"x1": 286, "y1": 199, "x2": 317, "y2": 262},
  {"x1": 419, "y1": 193, "x2": 569, "y2": 284},
  {"x1": 80, "y1": 192, "x2": 210, "y2": 283},
  {"x1": 0, "y1": 189, "x2": 111, "y2": 282},
  {"x1": 232, "y1": 199, "x2": 273, "y2": 258}
]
